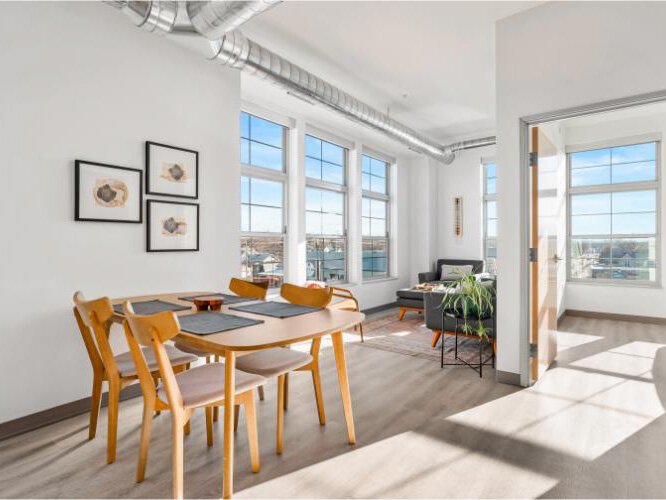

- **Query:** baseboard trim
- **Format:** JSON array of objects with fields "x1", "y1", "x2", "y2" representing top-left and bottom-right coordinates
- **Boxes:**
[
  {"x1": 362, "y1": 302, "x2": 397, "y2": 315},
  {"x1": 0, "y1": 383, "x2": 142, "y2": 442},
  {"x1": 564, "y1": 309, "x2": 666, "y2": 325},
  {"x1": 496, "y1": 370, "x2": 522, "y2": 386}
]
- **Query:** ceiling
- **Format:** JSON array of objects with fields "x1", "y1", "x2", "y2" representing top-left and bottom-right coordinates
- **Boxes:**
[{"x1": 240, "y1": 1, "x2": 539, "y2": 143}]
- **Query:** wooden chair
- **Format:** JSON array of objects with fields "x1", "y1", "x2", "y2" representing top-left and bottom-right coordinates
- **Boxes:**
[
  {"x1": 330, "y1": 287, "x2": 364, "y2": 342},
  {"x1": 123, "y1": 302, "x2": 265, "y2": 499},
  {"x1": 73, "y1": 291, "x2": 197, "y2": 464},
  {"x1": 235, "y1": 283, "x2": 334, "y2": 454}
]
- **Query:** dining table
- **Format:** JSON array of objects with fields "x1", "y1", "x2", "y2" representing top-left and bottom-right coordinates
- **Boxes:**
[{"x1": 110, "y1": 291, "x2": 365, "y2": 499}]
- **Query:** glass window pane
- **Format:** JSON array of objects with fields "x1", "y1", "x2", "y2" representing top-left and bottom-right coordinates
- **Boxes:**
[
  {"x1": 322, "y1": 162, "x2": 344, "y2": 185},
  {"x1": 240, "y1": 112, "x2": 250, "y2": 139},
  {"x1": 240, "y1": 138, "x2": 250, "y2": 165},
  {"x1": 240, "y1": 176, "x2": 249, "y2": 204},
  {"x1": 321, "y1": 190, "x2": 343, "y2": 214},
  {"x1": 371, "y1": 218, "x2": 386, "y2": 237},
  {"x1": 362, "y1": 155, "x2": 371, "y2": 174},
  {"x1": 361, "y1": 217, "x2": 370, "y2": 236},
  {"x1": 305, "y1": 188, "x2": 322, "y2": 212},
  {"x1": 371, "y1": 158, "x2": 387, "y2": 177},
  {"x1": 571, "y1": 214, "x2": 611, "y2": 235},
  {"x1": 612, "y1": 190, "x2": 655, "y2": 213},
  {"x1": 305, "y1": 156, "x2": 321, "y2": 180},
  {"x1": 241, "y1": 205, "x2": 249, "y2": 232},
  {"x1": 323, "y1": 259, "x2": 345, "y2": 282},
  {"x1": 306, "y1": 212, "x2": 322, "y2": 234},
  {"x1": 250, "y1": 115, "x2": 283, "y2": 148},
  {"x1": 571, "y1": 193, "x2": 611, "y2": 215},
  {"x1": 240, "y1": 236, "x2": 284, "y2": 288},
  {"x1": 371, "y1": 199, "x2": 386, "y2": 219},
  {"x1": 570, "y1": 239, "x2": 611, "y2": 279},
  {"x1": 486, "y1": 200, "x2": 497, "y2": 219},
  {"x1": 251, "y1": 178, "x2": 282, "y2": 208},
  {"x1": 612, "y1": 212, "x2": 656, "y2": 234},
  {"x1": 611, "y1": 143, "x2": 655, "y2": 164},
  {"x1": 305, "y1": 135, "x2": 321, "y2": 159},
  {"x1": 362, "y1": 173, "x2": 371, "y2": 191},
  {"x1": 570, "y1": 165, "x2": 611, "y2": 187},
  {"x1": 487, "y1": 220, "x2": 497, "y2": 238},
  {"x1": 322, "y1": 213, "x2": 343, "y2": 235},
  {"x1": 612, "y1": 161, "x2": 656, "y2": 183},
  {"x1": 322, "y1": 141, "x2": 344, "y2": 165},
  {"x1": 485, "y1": 163, "x2": 496, "y2": 179},
  {"x1": 250, "y1": 206, "x2": 282, "y2": 233},
  {"x1": 371, "y1": 175, "x2": 387, "y2": 194},
  {"x1": 249, "y1": 142, "x2": 283, "y2": 171},
  {"x1": 362, "y1": 197, "x2": 371, "y2": 217},
  {"x1": 486, "y1": 177, "x2": 497, "y2": 195},
  {"x1": 571, "y1": 148, "x2": 610, "y2": 168}
]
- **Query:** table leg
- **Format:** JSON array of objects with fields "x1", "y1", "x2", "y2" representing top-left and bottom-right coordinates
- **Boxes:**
[
  {"x1": 331, "y1": 331, "x2": 356, "y2": 445},
  {"x1": 223, "y1": 351, "x2": 236, "y2": 499}
]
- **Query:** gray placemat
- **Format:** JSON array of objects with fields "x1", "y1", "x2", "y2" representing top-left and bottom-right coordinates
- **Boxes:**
[
  {"x1": 178, "y1": 312, "x2": 264, "y2": 335},
  {"x1": 178, "y1": 293, "x2": 256, "y2": 305},
  {"x1": 113, "y1": 300, "x2": 191, "y2": 315},
  {"x1": 230, "y1": 301, "x2": 323, "y2": 318}
]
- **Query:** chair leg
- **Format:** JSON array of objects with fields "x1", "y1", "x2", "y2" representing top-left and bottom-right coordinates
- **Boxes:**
[
  {"x1": 184, "y1": 418, "x2": 191, "y2": 436},
  {"x1": 359, "y1": 322, "x2": 364, "y2": 343},
  {"x1": 107, "y1": 377, "x2": 120, "y2": 464},
  {"x1": 244, "y1": 392, "x2": 260, "y2": 473},
  {"x1": 398, "y1": 308, "x2": 406, "y2": 321},
  {"x1": 137, "y1": 400, "x2": 154, "y2": 482},
  {"x1": 89, "y1": 371, "x2": 103, "y2": 440},
  {"x1": 205, "y1": 407, "x2": 213, "y2": 447},
  {"x1": 283, "y1": 373, "x2": 289, "y2": 411},
  {"x1": 258, "y1": 385, "x2": 265, "y2": 401},
  {"x1": 276, "y1": 374, "x2": 285, "y2": 455},
  {"x1": 213, "y1": 406, "x2": 219, "y2": 423},
  {"x1": 234, "y1": 405, "x2": 240, "y2": 433},
  {"x1": 171, "y1": 413, "x2": 185, "y2": 500},
  {"x1": 311, "y1": 367, "x2": 326, "y2": 425},
  {"x1": 430, "y1": 330, "x2": 442, "y2": 348}
]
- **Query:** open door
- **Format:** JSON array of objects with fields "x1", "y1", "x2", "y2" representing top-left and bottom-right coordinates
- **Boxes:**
[{"x1": 530, "y1": 126, "x2": 560, "y2": 382}]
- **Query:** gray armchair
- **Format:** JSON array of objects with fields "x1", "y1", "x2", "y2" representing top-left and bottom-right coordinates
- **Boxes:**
[{"x1": 418, "y1": 259, "x2": 484, "y2": 284}]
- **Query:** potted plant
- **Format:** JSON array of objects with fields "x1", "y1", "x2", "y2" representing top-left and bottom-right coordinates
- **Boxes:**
[{"x1": 440, "y1": 272, "x2": 495, "y2": 339}]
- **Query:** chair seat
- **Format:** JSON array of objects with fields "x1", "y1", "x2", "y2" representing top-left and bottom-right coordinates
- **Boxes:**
[
  {"x1": 158, "y1": 363, "x2": 265, "y2": 407},
  {"x1": 173, "y1": 340, "x2": 212, "y2": 358},
  {"x1": 236, "y1": 348, "x2": 312, "y2": 378},
  {"x1": 115, "y1": 345, "x2": 198, "y2": 377}
]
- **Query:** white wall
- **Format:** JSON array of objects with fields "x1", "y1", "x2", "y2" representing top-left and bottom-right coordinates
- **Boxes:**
[
  {"x1": 563, "y1": 112, "x2": 666, "y2": 317},
  {"x1": 437, "y1": 145, "x2": 495, "y2": 261},
  {"x1": 496, "y1": 1, "x2": 666, "y2": 381}
]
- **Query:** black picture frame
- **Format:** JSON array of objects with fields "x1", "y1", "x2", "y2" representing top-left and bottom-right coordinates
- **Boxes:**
[
  {"x1": 146, "y1": 199, "x2": 200, "y2": 252},
  {"x1": 145, "y1": 141, "x2": 199, "y2": 199},
  {"x1": 74, "y1": 159, "x2": 143, "y2": 223}
]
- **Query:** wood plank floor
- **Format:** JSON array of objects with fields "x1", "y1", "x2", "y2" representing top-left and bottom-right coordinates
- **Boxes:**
[{"x1": 2, "y1": 311, "x2": 666, "y2": 498}]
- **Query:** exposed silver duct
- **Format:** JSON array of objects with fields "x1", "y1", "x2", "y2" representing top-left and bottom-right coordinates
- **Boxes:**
[
  {"x1": 107, "y1": 1, "x2": 496, "y2": 163},
  {"x1": 186, "y1": 1, "x2": 282, "y2": 40}
]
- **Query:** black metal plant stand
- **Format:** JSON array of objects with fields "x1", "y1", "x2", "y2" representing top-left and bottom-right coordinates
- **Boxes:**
[{"x1": 440, "y1": 309, "x2": 495, "y2": 378}]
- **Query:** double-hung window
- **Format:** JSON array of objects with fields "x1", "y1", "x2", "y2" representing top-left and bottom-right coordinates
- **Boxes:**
[
  {"x1": 483, "y1": 162, "x2": 497, "y2": 273},
  {"x1": 568, "y1": 141, "x2": 659, "y2": 284},
  {"x1": 362, "y1": 154, "x2": 390, "y2": 280},
  {"x1": 305, "y1": 134, "x2": 347, "y2": 283},
  {"x1": 240, "y1": 111, "x2": 287, "y2": 288}
]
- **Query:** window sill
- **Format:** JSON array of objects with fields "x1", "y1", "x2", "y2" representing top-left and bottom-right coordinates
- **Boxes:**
[
  {"x1": 567, "y1": 279, "x2": 662, "y2": 289},
  {"x1": 361, "y1": 277, "x2": 398, "y2": 285}
]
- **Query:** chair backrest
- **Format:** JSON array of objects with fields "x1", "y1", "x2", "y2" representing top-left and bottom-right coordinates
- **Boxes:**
[
  {"x1": 123, "y1": 302, "x2": 184, "y2": 409},
  {"x1": 331, "y1": 287, "x2": 360, "y2": 310},
  {"x1": 281, "y1": 283, "x2": 333, "y2": 307},
  {"x1": 229, "y1": 277, "x2": 269, "y2": 300},
  {"x1": 73, "y1": 291, "x2": 118, "y2": 378}
]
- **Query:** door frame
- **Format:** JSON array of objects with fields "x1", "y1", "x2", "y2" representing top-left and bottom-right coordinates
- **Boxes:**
[{"x1": 518, "y1": 89, "x2": 666, "y2": 387}]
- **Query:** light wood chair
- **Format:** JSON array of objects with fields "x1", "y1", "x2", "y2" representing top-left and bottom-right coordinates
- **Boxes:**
[
  {"x1": 123, "y1": 302, "x2": 265, "y2": 499},
  {"x1": 330, "y1": 287, "x2": 364, "y2": 342},
  {"x1": 73, "y1": 291, "x2": 197, "y2": 464},
  {"x1": 235, "y1": 283, "x2": 334, "y2": 454}
]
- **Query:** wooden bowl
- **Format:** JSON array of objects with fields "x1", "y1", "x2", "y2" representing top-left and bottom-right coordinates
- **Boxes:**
[{"x1": 193, "y1": 296, "x2": 224, "y2": 312}]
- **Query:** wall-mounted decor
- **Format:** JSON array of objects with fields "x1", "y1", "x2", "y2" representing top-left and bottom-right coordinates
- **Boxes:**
[
  {"x1": 454, "y1": 196, "x2": 463, "y2": 237},
  {"x1": 75, "y1": 160, "x2": 142, "y2": 223},
  {"x1": 147, "y1": 199, "x2": 199, "y2": 252},
  {"x1": 146, "y1": 141, "x2": 198, "y2": 199}
]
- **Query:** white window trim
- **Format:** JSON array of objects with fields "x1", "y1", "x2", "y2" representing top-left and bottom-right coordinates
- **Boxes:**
[
  {"x1": 566, "y1": 138, "x2": 661, "y2": 288},
  {"x1": 361, "y1": 153, "x2": 391, "y2": 282},
  {"x1": 483, "y1": 160, "x2": 497, "y2": 271}
]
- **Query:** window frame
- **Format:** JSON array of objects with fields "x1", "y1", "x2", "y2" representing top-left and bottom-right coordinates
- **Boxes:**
[
  {"x1": 304, "y1": 134, "x2": 349, "y2": 284},
  {"x1": 566, "y1": 138, "x2": 661, "y2": 287},
  {"x1": 241, "y1": 111, "x2": 288, "y2": 174},
  {"x1": 482, "y1": 160, "x2": 497, "y2": 272},
  {"x1": 361, "y1": 153, "x2": 391, "y2": 281}
]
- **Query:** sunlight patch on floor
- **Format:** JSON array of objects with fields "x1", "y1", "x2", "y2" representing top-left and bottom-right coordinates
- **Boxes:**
[
  {"x1": 570, "y1": 351, "x2": 655, "y2": 379},
  {"x1": 556, "y1": 330, "x2": 603, "y2": 353}
]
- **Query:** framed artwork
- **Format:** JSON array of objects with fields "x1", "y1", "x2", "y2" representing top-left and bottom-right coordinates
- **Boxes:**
[
  {"x1": 75, "y1": 160, "x2": 142, "y2": 223},
  {"x1": 145, "y1": 141, "x2": 198, "y2": 199},
  {"x1": 147, "y1": 200, "x2": 199, "y2": 252}
]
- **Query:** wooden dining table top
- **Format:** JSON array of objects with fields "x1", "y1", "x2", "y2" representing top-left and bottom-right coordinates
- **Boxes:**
[{"x1": 110, "y1": 291, "x2": 365, "y2": 353}]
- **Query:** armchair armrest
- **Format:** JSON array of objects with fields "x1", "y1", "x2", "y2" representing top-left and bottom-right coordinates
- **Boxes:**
[{"x1": 418, "y1": 271, "x2": 438, "y2": 284}]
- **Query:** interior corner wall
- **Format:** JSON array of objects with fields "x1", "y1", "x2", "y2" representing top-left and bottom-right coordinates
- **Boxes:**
[
  {"x1": 437, "y1": 145, "x2": 495, "y2": 261},
  {"x1": 496, "y1": 1, "x2": 666, "y2": 381},
  {"x1": 0, "y1": 2, "x2": 241, "y2": 423},
  {"x1": 409, "y1": 156, "x2": 439, "y2": 281}
]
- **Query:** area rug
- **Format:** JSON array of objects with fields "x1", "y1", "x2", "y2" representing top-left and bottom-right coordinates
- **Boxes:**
[{"x1": 353, "y1": 308, "x2": 493, "y2": 365}]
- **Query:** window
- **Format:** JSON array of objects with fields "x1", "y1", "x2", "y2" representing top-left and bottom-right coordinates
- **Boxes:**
[
  {"x1": 483, "y1": 162, "x2": 497, "y2": 273},
  {"x1": 305, "y1": 135, "x2": 347, "y2": 282},
  {"x1": 362, "y1": 154, "x2": 390, "y2": 279},
  {"x1": 568, "y1": 141, "x2": 658, "y2": 284},
  {"x1": 240, "y1": 111, "x2": 285, "y2": 171},
  {"x1": 240, "y1": 110, "x2": 288, "y2": 287}
]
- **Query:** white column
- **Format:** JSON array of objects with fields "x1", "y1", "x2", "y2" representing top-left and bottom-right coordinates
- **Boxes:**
[
  {"x1": 347, "y1": 141, "x2": 362, "y2": 284},
  {"x1": 287, "y1": 117, "x2": 306, "y2": 285}
]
